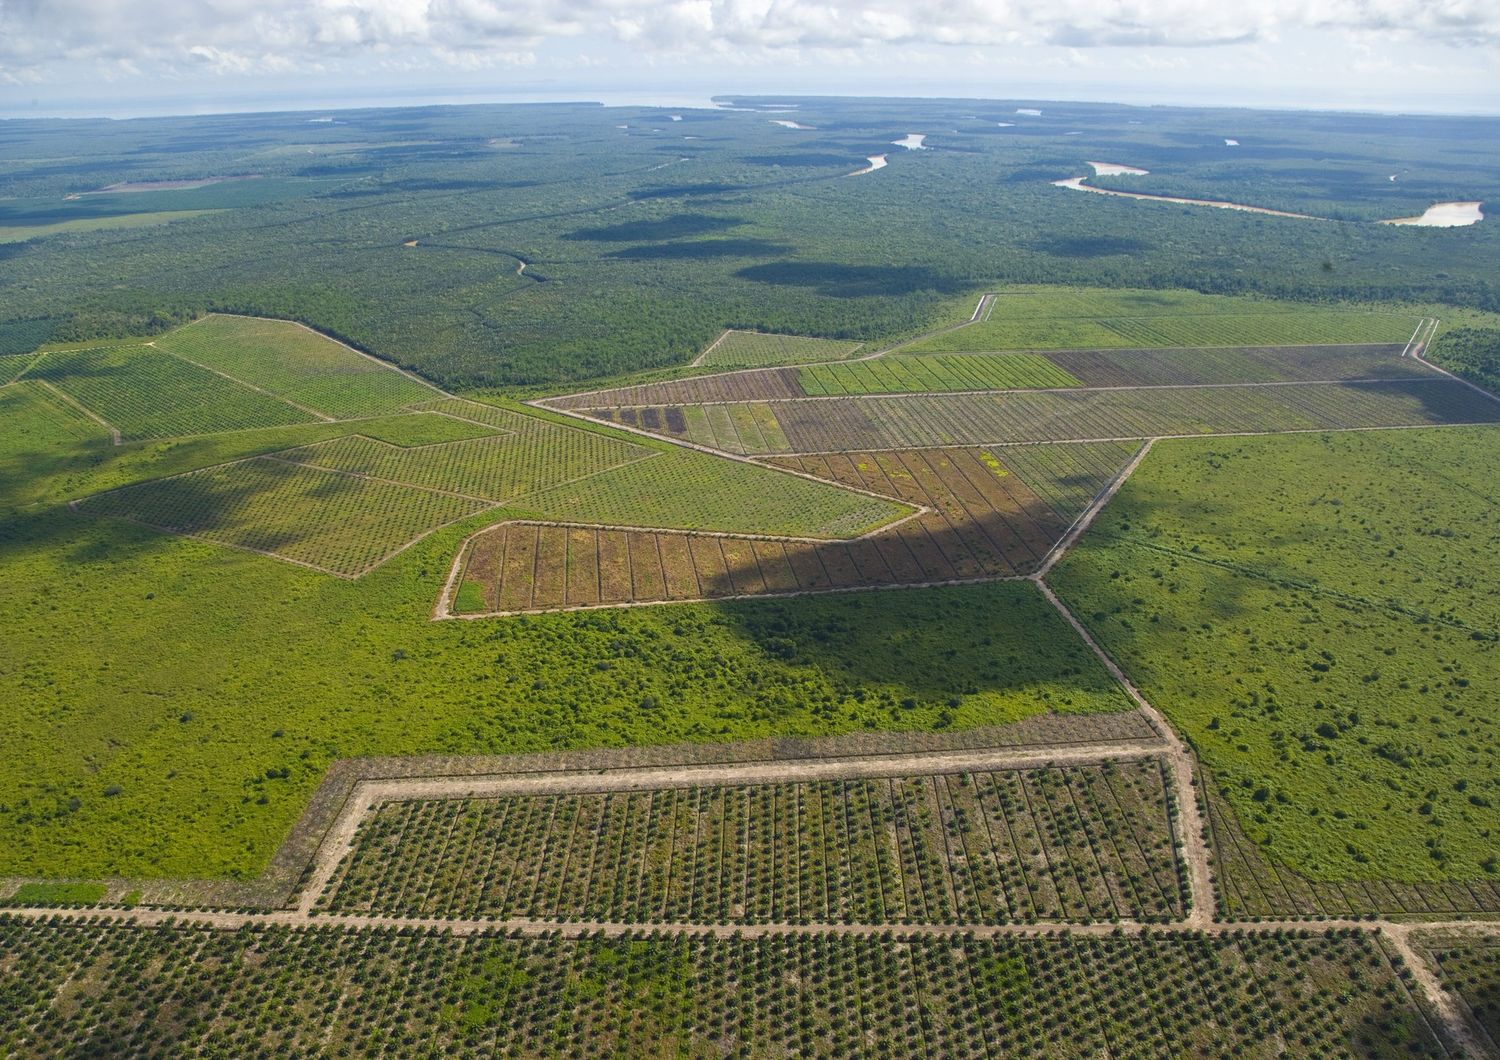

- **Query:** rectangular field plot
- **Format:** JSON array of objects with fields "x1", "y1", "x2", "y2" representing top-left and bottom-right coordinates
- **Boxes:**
[
  {"x1": 0, "y1": 922, "x2": 1443, "y2": 1059},
  {"x1": 765, "y1": 379, "x2": 1500, "y2": 451},
  {"x1": 79, "y1": 458, "x2": 492, "y2": 577},
  {"x1": 1204, "y1": 778, "x2": 1500, "y2": 919},
  {"x1": 698, "y1": 329, "x2": 864, "y2": 367},
  {"x1": 317, "y1": 760, "x2": 1186, "y2": 924},
  {"x1": 799, "y1": 353, "x2": 1079, "y2": 395},
  {"x1": 547, "y1": 366, "x2": 805, "y2": 410},
  {"x1": 155, "y1": 314, "x2": 439, "y2": 419},
  {"x1": 28, "y1": 345, "x2": 317, "y2": 440},
  {"x1": 1042, "y1": 342, "x2": 1429, "y2": 387}
]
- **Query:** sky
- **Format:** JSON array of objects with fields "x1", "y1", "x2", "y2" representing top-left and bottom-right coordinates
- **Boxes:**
[{"x1": 2, "y1": 0, "x2": 1497, "y2": 118}]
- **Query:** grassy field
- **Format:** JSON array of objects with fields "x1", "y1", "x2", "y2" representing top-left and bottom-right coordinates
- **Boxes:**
[
  {"x1": 1052, "y1": 427, "x2": 1500, "y2": 882},
  {"x1": 0, "y1": 486, "x2": 1129, "y2": 879},
  {"x1": 901, "y1": 287, "x2": 1419, "y2": 353},
  {"x1": 0, "y1": 209, "x2": 222, "y2": 243},
  {"x1": 320, "y1": 760, "x2": 1184, "y2": 923},
  {"x1": 799, "y1": 353, "x2": 1078, "y2": 394},
  {"x1": 699, "y1": 330, "x2": 864, "y2": 367},
  {"x1": 0, "y1": 919, "x2": 1444, "y2": 1056}
]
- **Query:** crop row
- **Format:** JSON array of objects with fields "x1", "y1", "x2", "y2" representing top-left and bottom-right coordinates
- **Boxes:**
[
  {"x1": 156, "y1": 314, "x2": 438, "y2": 419},
  {"x1": 28, "y1": 345, "x2": 316, "y2": 440},
  {"x1": 798, "y1": 354, "x2": 1078, "y2": 395},
  {"x1": 0, "y1": 352, "x2": 40, "y2": 385},
  {"x1": 0, "y1": 920, "x2": 1444, "y2": 1057},
  {"x1": 765, "y1": 378, "x2": 1500, "y2": 451},
  {"x1": 1042, "y1": 342, "x2": 1425, "y2": 387},
  {"x1": 1204, "y1": 778, "x2": 1500, "y2": 918},
  {"x1": 700, "y1": 329, "x2": 863, "y2": 367},
  {"x1": 320, "y1": 761, "x2": 1185, "y2": 924},
  {"x1": 81, "y1": 457, "x2": 490, "y2": 577},
  {"x1": 591, "y1": 400, "x2": 793, "y2": 456},
  {"x1": 549, "y1": 367, "x2": 804, "y2": 410},
  {"x1": 276, "y1": 424, "x2": 652, "y2": 504},
  {"x1": 981, "y1": 441, "x2": 1142, "y2": 526},
  {"x1": 512, "y1": 442, "x2": 907, "y2": 538},
  {"x1": 457, "y1": 445, "x2": 1085, "y2": 612},
  {"x1": 1416, "y1": 937, "x2": 1500, "y2": 1051},
  {"x1": 0, "y1": 380, "x2": 110, "y2": 451}
]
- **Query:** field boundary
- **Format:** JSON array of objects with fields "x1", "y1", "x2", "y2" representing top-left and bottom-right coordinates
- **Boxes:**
[
  {"x1": 33, "y1": 378, "x2": 122, "y2": 445},
  {"x1": 148, "y1": 340, "x2": 338, "y2": 423},
  {"x1": 0, "y1": 715, "x2": 1164, "y2": 912}
]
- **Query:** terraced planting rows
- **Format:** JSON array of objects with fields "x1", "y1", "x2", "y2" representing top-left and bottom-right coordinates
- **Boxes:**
[
  {"x1": 80, "y1": 458, "x2": 492, "y2": 577},
  {"x1": 452, "y1": 444, "x2": 1133, "y2": 613},
  {"x1": 799, "y1": 353, "x2": 1078, "y2": 395},
  {"x1": 1204, "y1": 780, "x2": 1500, "y2": 919},
  {"x1": 698, "y1": 329, "x2": 863, "y2": 367},
  {"x1": 27, "y1": 344, "x2": 317, "y2": 440},
  {"x1": 765, "y1": 378, "x2": 1500, "y2": 450},
  {"x1": 155, "y1": 314, "x2": 438, "y2": 418},
  {"x1": 0, "y1": 919, "x2": 1445, "y2": 1057},
  {"x1": 319, "y1": 761, "x2": 1185, "y2": 924}
]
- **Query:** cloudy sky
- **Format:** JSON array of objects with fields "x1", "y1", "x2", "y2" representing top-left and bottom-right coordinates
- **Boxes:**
[{"x1": 2, "y1": 0, "x2": 1497, "y2": 117}]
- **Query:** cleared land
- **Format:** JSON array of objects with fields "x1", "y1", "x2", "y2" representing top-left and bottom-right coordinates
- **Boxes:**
[
  {"x1": 452, "y1": 443, "x2": 1136, "y2": 613},
  {"x1": 698, "y1": 329, "x2": 863, "y2": 367},
  {"x1": 1052, "y1": 427, "x2": 1500, "y2": 883},
  {"x1": 318, "y1": 759, "x2": 1185, "y2": 923},
  {"x1": 0, "y1": 919, "x2": 1446, "y2": 1057},
  {"x1": 155, "y1": 314, "x2": 438, "y2": 418}
]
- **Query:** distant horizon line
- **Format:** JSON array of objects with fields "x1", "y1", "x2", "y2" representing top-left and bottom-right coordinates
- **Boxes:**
[{"x1": 4, "y1": 85, "x2": 1499, "y2": 123}]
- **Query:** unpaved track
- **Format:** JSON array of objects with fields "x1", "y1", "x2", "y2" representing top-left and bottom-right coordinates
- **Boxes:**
[{"x1": 296, "y1": 740, "x2": 1171, "y2": 913}]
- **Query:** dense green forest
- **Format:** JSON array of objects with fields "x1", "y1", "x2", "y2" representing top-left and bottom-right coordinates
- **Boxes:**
[{"x1": 1, "y1": 98, "x2": 1495, "y2": 386}]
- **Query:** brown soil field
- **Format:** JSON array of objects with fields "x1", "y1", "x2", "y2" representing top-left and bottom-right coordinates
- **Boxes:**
[{"x1": 450, "y1": 446, "x2": 1133, "y2": 614}]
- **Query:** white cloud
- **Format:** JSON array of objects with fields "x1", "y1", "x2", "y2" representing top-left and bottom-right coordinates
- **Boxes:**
[{"x1": 0, "y1": 0, "x2": 1496, "y2": 83}]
